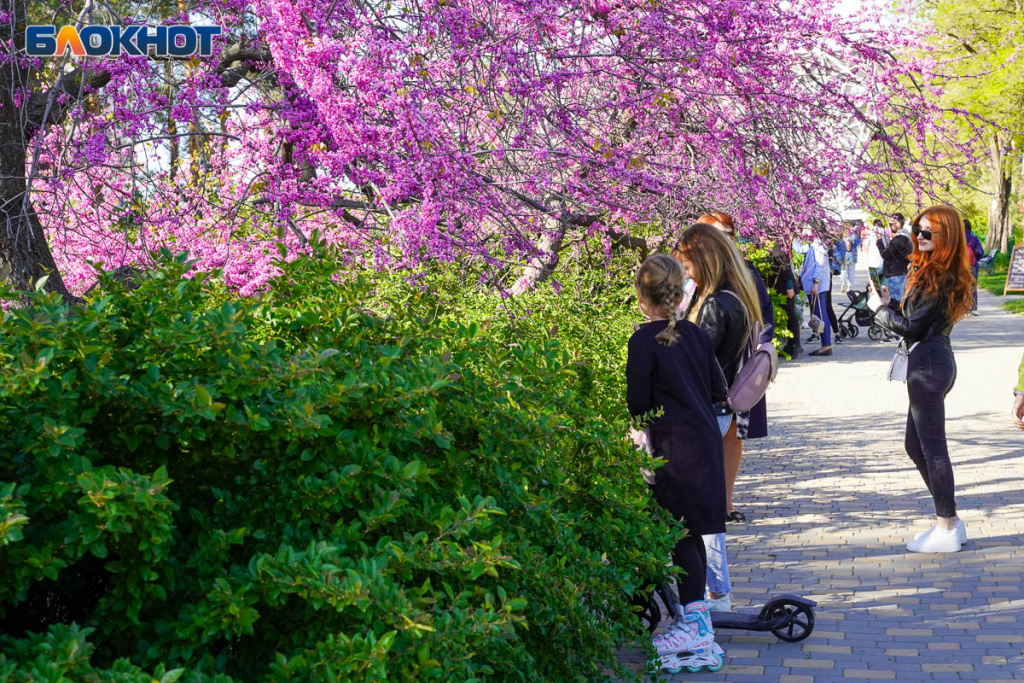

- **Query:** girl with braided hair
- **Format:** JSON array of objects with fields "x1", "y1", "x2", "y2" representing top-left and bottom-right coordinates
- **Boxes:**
[{"x1": 627, "y1": 254, "x2": 730, "y2": 673}]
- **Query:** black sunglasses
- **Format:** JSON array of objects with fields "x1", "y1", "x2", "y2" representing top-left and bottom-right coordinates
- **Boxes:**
[{"x1": 911, "y1": 224, "x2": 933, "y2": 240}]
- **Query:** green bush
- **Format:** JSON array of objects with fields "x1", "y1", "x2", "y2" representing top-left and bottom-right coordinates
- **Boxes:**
[
  {"x1": 0, "y1": 248, "x2": 677, "y2": 682},
  {"x1": 993, "y1": 251, "x2": 1011, "y2": 271}
]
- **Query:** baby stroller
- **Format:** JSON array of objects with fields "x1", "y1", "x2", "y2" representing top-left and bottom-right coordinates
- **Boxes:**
[
  {"x1": 839, "y1": 288, "x2": 899, "y2": 341},
  {"x1": 836, "y1": 289, "x2": 869, "y2": 339}
]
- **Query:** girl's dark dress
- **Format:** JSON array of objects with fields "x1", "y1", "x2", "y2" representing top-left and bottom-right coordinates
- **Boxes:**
[{"x1": 626, "y1": 319, "x2": 729, "y2": 536}]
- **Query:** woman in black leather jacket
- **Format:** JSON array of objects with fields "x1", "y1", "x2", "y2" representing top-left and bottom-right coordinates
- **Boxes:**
[
  {"x1": 672, "y1": 222, "x2": 764, "y2": 610},
  {"x1": 868, "y1": 205, "x2": 974, "y2": 554}
]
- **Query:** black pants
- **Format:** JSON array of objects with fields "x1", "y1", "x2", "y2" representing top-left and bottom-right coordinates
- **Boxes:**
[
  {"x1": 906, "y1": 337, "x2": 958, "y2": 518},
  {"x1": 825, "y1": 288, "x2": 839, "y2": 334},
  {"x1": 782, "y1": 294, "x2": 800, "y2": 353},
  {"x1": 671, "y1": 535, "x2": 708, "y2": 605}
]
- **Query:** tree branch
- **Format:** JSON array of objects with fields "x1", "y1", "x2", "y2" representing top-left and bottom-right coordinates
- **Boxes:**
[{"x1": 25, "y1": 69, "x2": 111, "y2": 133}]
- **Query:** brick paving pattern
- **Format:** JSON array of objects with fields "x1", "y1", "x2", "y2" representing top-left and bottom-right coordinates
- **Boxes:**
[{"x1": 620, "y1": 268, "x2": 1024, "y2": 681}]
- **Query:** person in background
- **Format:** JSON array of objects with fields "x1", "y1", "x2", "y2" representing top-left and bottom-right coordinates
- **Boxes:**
[
  {"x1": 879, "y1": 212, "x2": 913, "y2": 309},
  {"x1": 845, "y1": 226, "x2": 862, "y2": 291},
  {"x1": 796, "y1": 234, "x2": 833, "y2": 356},
  {"x1": 1014, "y1": 351, "x2": 1024, "y2": 430},
  {"x1": 866, "y1": 218, "x2": 885, "y2": 285},
  {"x1": 824, "y1": 239, "x2": 842, "y2": 344},
  {"x1": 695, "y1": 212, "x2": 773, "y2": 525},
  {"x1": 964, "y1": 219, "x2": 984, "y2": 316},
  {"x1": 769, "y1": 244, "x2": 802, "y2": 358},
  {"x1": 834, "y1": 234, "x2": 851, "y2": 294},
  {"x1": 867, "y1": 205, "x2": 974, "y2": 552}
]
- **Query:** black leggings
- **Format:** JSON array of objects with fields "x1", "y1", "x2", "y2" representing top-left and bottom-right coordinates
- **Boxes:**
[
  {"x1": 672, "y1": 535, "x2": 708, "y2": 605},
  {"x1": 782, "y1": 295, "x2": 800, "y2": 352},
  {"x1": 906, "y1": 338, "x2": 958, "y2": 518},
  {"x1": 825, "y1": 288, "x2": 839, "y2": 334}
]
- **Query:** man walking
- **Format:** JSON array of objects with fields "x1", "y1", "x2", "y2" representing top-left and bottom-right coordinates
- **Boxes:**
[
  {"x1": 878, "y1": 212, "x2": 913, "y2": 309},
  {"x1": 769, "y1": 244, "x2": 802, "y2": 358},
  {"x1": 964, "y1": 219, "x2": 984, "y2": 315}
]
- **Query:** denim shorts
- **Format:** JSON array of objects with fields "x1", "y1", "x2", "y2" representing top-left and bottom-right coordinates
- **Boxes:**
[{"x1": 717, "y1": 414, "x2": 733, "y2": 437}]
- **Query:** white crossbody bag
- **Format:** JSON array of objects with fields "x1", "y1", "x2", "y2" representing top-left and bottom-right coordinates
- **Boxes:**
[{"x1": 887, "y1": 340, "x2": 921, "y2": 383}]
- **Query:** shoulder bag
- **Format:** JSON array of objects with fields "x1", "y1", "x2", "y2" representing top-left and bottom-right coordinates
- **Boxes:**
[{"x1": 887, "y1": 340, "x2": 921, "y2": 382}]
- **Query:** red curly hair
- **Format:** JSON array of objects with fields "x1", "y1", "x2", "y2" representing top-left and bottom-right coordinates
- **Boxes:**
[
  {"x1": 904, "y1": 205, "x2": 974, "y2": 323},
  {"x1": 697, "y1": 211, "x2": 736, "y2": 235}
]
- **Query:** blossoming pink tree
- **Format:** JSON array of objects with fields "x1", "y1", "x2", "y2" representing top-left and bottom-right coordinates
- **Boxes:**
[{"x1": 0, "y1": 0, "x2": 985, "y2": 298}]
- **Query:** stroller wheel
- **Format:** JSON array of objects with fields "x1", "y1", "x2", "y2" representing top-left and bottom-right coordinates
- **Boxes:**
[
  {"x1": 867, "y1": 325, "x2": 882, "y2": 341},
  {"x1": 848, "y1": 324, "x2": 860, "y2": 339}
]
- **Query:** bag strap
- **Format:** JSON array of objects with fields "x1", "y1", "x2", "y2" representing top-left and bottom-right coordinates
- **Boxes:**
[
  {"x1": 897, "y1": 340, "x2": 922, "y2": 355},
  {"x1": 808, "y1": 291, "x2": 821, "y2": 317}
]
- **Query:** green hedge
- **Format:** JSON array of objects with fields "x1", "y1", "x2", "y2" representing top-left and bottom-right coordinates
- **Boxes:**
[{"x1": 0, "y1": 248, "x2": 677, "y2": 682}]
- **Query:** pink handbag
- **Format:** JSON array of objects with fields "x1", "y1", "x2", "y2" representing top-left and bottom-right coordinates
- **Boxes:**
[{"x1": 726, "y1": 320, "x2": 778, "y2": 412}]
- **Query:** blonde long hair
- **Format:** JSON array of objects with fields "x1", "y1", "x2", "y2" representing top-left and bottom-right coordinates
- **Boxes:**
[{"x1": 671, "y1": 223, "x2": 763, "y2": 327}]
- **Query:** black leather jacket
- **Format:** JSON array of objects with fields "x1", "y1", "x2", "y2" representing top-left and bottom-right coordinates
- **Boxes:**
[
  {"x1": 690, "y1": 287, "x2": 750, "y2": 384},
  {"x1": 874, "y1": 289, "x2": 954, "y2": 345}
]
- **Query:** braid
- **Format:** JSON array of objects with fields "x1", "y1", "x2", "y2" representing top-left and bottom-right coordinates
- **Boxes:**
[{"x1": 636, "y1": 254, "x2": 685, "y2": 347}]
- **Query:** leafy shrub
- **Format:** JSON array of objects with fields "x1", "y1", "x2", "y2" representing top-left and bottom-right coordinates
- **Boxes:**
[
  {"x1": 741, "y1": 244, "x2": 793, "y2": 355},
  {"x1": 993, "y1": 251, "x2": 1010, "y2": 271},
  {"x1": 0, "y1": 248, "x2": 677, "y2": 682}
]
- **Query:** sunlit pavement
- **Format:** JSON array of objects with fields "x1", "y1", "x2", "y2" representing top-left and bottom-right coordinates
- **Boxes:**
[{"x1": 620, "y1": 263, "x2": 1024, "y2": 681}]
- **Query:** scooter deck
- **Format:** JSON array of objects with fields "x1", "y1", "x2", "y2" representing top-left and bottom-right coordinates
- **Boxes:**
[{"x1": 711, "y1": 594, "x2": 817, "y2": 634}]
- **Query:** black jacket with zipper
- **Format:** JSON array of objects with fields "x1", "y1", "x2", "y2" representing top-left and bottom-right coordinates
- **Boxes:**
[{"x1": 874, "y1": 288, "x2": 954, "y2": 345}]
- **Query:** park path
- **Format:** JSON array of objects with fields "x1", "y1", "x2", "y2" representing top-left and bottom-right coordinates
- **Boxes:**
[{"x1": 622, "y1": 262, "x2": 1024, "y2": 681}]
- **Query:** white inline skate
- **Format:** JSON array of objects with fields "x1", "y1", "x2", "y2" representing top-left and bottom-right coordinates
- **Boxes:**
[{"x1": 652, "y1": 600, "x2": 725, "y2": 674}]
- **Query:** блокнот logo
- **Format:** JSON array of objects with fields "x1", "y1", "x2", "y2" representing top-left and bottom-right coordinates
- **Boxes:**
[{"x1": 26, "y1": 25, "x2": 222, "y2": 57}]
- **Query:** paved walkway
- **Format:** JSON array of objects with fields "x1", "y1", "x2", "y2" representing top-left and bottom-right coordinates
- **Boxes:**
[{"x1": 624, "y1": 265, "x2": 1024, "y2": 681}]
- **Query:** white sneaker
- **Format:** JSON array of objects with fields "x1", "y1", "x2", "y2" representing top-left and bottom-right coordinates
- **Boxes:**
[
  {"x1": 907, "y1": 525, "x2": 961, "y2": 553},
  {"x1": 915, "y1": 519, "x2": 966, "y2": 545},
  {"x1": 706, "y1": 593, "x2": 732, "y2": 612}
]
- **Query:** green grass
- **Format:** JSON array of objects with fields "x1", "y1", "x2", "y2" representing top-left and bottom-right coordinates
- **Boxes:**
[
  {"x1": 978, "y1": 270, "x2": 1008, "y2": 296},
  {"x1": 1002, "y1": 299, "x2": 1024, "y2": 315},
  {"x1": 975, "y1": 270, "x2": 1024, "y2": 316}
]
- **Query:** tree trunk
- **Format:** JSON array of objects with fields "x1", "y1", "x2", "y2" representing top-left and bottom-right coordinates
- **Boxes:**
[
  {"x1": 167, "y1": 60, "x2": 179, "y2": 183},
  {"x1": 511, "y1": 216, "x2": 565, "y2": 294},
  {"x1": 986, "y1": 132, "x2": 1013, "y2": 253},
  {"x1": 0, "y1": 0, "x2": 74, "y2": 299}
]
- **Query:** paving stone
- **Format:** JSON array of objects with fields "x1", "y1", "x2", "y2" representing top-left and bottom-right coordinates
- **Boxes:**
[
  {"x1": 841, "y1": 670, "x2": 897, "y2": 679},
  {"x1": 922, "y1": 663, "x2": 974, "y2": 673}
]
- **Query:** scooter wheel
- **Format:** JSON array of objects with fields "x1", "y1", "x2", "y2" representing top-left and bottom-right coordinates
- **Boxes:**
[
  {"x1": 632, "y1": 590, "x2": 662, "y2": 634},
  {"x1": 769, "y1": 601, "x2": 815, "y2": 642},
  {"x1": 867, "y1": 325, "x2": 882, "y2": 341}
]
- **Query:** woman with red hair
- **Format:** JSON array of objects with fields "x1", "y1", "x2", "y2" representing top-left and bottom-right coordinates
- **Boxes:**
[{"x1": 868, "y1": 205, "x2": 974, "y2": 553}]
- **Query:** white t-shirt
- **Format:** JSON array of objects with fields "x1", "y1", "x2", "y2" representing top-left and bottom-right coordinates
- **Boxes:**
[{"x1": 866, "y1": 229, "x2": 884, "y2": 269}]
